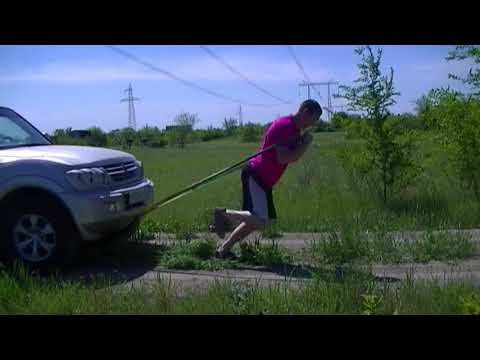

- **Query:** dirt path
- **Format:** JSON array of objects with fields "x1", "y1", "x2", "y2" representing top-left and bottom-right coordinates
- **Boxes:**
[
  {"x1": 148, "y1": 229, "x2": 480, "y2": 251},
  {"x1": 112, "y1": 256, "x2": 480, "y2": 297},
  {"x1": 65, "y1": 230, "x2": 480, "y2": 297}
]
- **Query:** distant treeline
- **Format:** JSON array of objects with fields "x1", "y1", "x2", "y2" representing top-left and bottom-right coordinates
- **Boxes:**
[{"x1": 48, "y1": 110, "x2": 428, "y2": 149}]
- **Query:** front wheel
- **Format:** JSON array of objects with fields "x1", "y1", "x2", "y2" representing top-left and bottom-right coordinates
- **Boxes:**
[{"x1": 0, "y1": 193, "x2": 81, "y2": 272}]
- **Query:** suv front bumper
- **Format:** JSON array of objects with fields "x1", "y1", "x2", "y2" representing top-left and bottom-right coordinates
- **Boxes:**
[{"x1": 64, "y1": 179, "x2": 154, "y2": 241}]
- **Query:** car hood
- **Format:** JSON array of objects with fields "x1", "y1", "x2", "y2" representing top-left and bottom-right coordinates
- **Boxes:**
[{"x1": 0, "y1": 145, "x2": 135, "y2": 166}]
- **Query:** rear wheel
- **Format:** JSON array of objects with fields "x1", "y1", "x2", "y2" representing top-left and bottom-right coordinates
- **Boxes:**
[{"x1": 0, "y1": 192, "x2": 81, "y2": 273}]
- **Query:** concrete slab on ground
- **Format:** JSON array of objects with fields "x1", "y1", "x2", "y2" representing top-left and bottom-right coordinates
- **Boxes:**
[
  {"x1": 148, "y1": 229, "x2": 480, "y2": 252},
  {"x1": 64, "y1": 230, "x2": 480, "y2": 297},
  {"x1": 114, "y1": 256, "x2": 480, "y2": 297}
]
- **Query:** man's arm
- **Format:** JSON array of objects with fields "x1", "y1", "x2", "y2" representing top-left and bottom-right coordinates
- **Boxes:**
[{"x1": 276, "y1": 133, "x2": 312, "y2": 165}]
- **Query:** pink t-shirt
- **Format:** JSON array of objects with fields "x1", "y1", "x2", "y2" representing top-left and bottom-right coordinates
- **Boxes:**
[{"x1": 249, "y1": 115, "x2": 300, "y2": 188}]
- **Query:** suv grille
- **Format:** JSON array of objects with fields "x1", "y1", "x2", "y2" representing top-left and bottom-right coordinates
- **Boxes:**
[{"x1": 102, "y1": 161, "x2": 138, "y2": 183}]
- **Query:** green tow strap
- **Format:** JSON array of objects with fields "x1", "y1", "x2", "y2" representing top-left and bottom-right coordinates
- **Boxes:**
[{"x1": 142, "y1": 144, "x2": 277, "y2": 215}]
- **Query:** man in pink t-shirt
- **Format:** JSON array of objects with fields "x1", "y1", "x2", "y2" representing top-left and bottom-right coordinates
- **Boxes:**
[{"x1": 213, "y1": 100, "x2": 323, "y2": 259}]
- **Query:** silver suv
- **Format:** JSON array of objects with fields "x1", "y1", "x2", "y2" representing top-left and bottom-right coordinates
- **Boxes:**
[{"x1": 0, "y1": 107, "x2": 154, "y2": 270}]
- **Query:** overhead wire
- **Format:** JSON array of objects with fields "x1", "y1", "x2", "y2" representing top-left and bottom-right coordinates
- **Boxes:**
[
  {"x1": 199, "y1": 45, "x2": 293, "y2": 105},
  {"x1": 287, "y1": 45, "x2": 323, "y2": 100},
  {"x1": 105, "y1": 45, "x2": 284, "y2": 108}
]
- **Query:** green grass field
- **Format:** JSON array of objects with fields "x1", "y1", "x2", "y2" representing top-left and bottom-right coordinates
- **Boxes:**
[
  {"x1": 3, "y1": 132, "x2": 480, "y2": 315},
  {"x1": 1, "y1": 262, "x2": 479, "y2": 315},
  {"x1": 130, "y1": 132, "x2": 480, "y2": 234}
]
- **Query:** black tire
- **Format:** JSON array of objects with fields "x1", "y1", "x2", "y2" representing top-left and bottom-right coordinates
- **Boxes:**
[{"x1": 0, "y1": 192, "x2": 81, "y2": 273}]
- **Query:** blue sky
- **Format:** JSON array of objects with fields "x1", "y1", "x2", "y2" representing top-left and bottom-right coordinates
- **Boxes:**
[{"x1": 0, "y1": 45, "x2": 473, "y2": 133}]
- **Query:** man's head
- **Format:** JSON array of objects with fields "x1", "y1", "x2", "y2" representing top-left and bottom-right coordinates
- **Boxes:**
[{"x1": 294, "y1": 99, "x2": 323, "y2": 129}]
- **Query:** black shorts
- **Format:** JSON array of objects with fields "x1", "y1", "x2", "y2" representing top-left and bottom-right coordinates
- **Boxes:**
[{"x1": 241, "y1": 166, "x2": 277, "y2": 221}]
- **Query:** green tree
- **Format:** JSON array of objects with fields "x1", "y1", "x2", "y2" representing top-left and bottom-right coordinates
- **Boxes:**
[
  {"x1": 51, "y1": 128, "x2": 86, "y2": 145},
  {"x1": 166, "y1": 129, "x2": 180, "y2": 148},
  {"x1": 173, "y1": 112, "x2": 199, "y2": 148},
  {"x1": 136, "y1": 125, "x2": 164, "y2": 147},
  {"x1": 314, "y1": 119, "x2": 331, "y2": 132},
  {"x1": 107, "y1": 129, "x2": 122, "y2": 147},
  {"x1": 86, "y1": 127, "x2": 107, "y2": 147},
  {"x1": 51, "y1": 128, "x2": 67, "y2": 144},
  {"x1": 386, "y1": 113, "x2": 425, "y2": 132},
  {"x1": 331, "y1": 112, "x2": 365, "y2": 134},
  {"x1": 337, "y1": 46, "x2": 420, "y2": 203},
  {"x1": 415, "y1": 93, "x2": 432, "y2": 126},
  {"x1": 112, "y1": 127, "x2": 136, "y2": 149},
  {"x1": 415, "y1": 87, "x2": 456, "y2": 130},
  {"x1": 199, "y1": 126, "x2": 225, "y2": 142},
  {"x1": 240, "y1": 123, "x2": 263, "y2": 143},
  {"x1": 446, "y1": 45, "x2": 480, "y2": 97},
  {"x1": 429, "y1": 90, "x2": 480, "y2": 200},
  {"x1": 223, "y1": 117, "x2": 238, "y2": 136},
  {"x1": 344, "y1": 119, "x2": 370, "y2": 139},
  {"x1": 331, "y1": 112, "x2": 351, "y2": 130}
]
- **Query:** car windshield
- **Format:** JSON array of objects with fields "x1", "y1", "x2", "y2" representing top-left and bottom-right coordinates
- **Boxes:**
[{"x1": 0, "y1": 108, "x2": 51, "y2": 149}]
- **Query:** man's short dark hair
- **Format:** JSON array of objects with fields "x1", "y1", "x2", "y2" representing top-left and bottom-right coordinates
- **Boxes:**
[{"x1": 299, "y1": 99, "x2": 323, "y2": 116}]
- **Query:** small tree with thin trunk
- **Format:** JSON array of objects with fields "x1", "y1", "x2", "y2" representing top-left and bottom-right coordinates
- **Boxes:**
[
  {"x1": 336, "y1": 46, "x2": 421, "y2": 203},
  {"x1": 223, "y1": 117, "x2": 238, "y2": 137},
  {"x1": 173, "y1": 112, "x2": 199, "y2": 148}
]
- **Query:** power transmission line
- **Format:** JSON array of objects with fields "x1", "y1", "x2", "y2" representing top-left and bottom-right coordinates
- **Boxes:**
[
  {"x1": 309, "y1": 81, "x2": 339, "y2": 121},
  {"x1": 288, "y1": 46, "x2": 345, "y2": 121},
  {"x1": 105, "y1": 45, "x2": 283, "y2": 108},
  {"x1": 287, "y1": 45, "x2": 311, "y2": 83},
  {"x1": 199, "y1": 45, "x2": 292, "y2": 104},
  {"x1": 310, "y1": 85, "x2": 323, "y2": 100},
  {"x1": 298, "y1": 81, "x2": 322, "y2": 100},
  {"x1": 238, "y1": 105, "x2": 243, "y2": 126},
  {"x1": 287, "y1": 46, "x2": 323, "y2": 100},
  {"x1": 120, "y1": 83, "x2": 140, "y2": 130}
]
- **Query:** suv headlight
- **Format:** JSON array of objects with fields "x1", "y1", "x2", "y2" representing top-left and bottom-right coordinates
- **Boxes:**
[
  {"x1": 136, "y1": 160, "x2": 144, "y2": 179},
  {"x1": 66, "y1": 167, "x2": 112, "y2": 191}
]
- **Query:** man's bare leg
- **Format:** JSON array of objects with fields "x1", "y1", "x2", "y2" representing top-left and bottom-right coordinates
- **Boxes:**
[
  {"x1": 224, "y1": 210, "x2": 265, "y2": 228},
  {"x1": 217, "y1": 222, "x2": 260, "y2": 255},
  {"x1": 216, "y1": 210, "x2": 266, "y2": 255}
]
